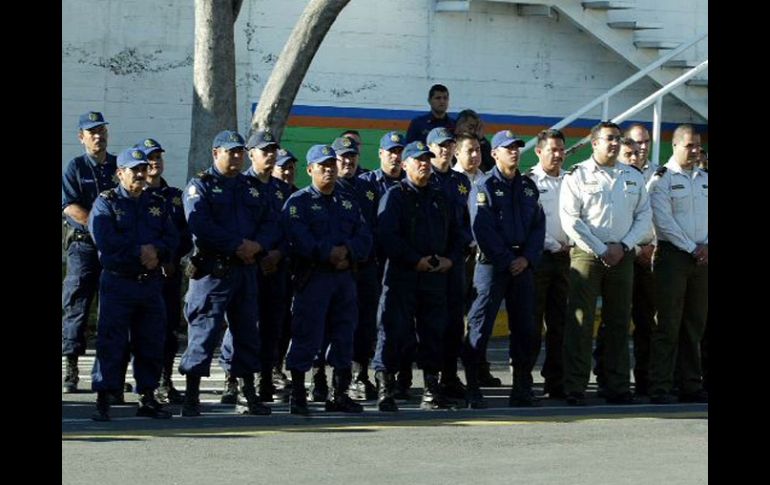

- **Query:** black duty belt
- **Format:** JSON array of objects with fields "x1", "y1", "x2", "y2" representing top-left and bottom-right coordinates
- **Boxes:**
[{"x1": 106, "y1": 269, "x2": 161, "y2": 282}]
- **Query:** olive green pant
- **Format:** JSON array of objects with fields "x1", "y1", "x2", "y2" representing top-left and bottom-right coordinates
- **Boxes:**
[
  {"x1": 649, "y1": 242, "x2": 708, "y2": 395},
  {"x1": 563, "y1": 247, "x2": 634, "y2": 396},
  {"x1": 532, "y1": 251, "x2": 570, "y2": 392}
]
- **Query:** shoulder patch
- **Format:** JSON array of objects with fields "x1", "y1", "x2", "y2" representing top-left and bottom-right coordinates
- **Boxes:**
[
  {"x1": 566, "y1": 165, "x2": 578, "y2": 175},
  {"x1": 654, "y1": 166, "x2": 668, "y2": 177},
  {"x1": 99, "y1": 189, "x2": 117, "y2": 200}
]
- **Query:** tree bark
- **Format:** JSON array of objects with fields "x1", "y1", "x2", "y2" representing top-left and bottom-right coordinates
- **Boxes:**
[
  {"x1": 250, "y1": 0, "x2": 351, "y2": 141},
  {"x1": 187, "y1": 0, "x2": 243, "y2": 179}
]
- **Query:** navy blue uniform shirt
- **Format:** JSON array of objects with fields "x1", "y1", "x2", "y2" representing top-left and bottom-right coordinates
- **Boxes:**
[
  {"x1": 378, "y1": 178, "x2": 464, "y2": 267},
  {"x1": 282, "y1": 184, "x2": 372, "y2": 264},
  {"x1": 358, "y1": 168, "x2": 404, "y2": 198},
  {"x1": 89, "y1": 185, "x2": 179, "y2": 275},
  {"x1": 184, "y1": 166, "x2": 280, "y2": 256},
  {"x1": 146, "y1": 179, "x2": 192, "y2": 261},
  {"x1": 469, "y1": 166, "x2": 546, "y2": 271},
  {"x1": 406, "y1": 113, "x2": 456, "y2": 144},
  {"x1": 430, "y1": 168, "x2": 474, "y2": 254},
  {"x1": 62, "y1": 152, "x2": 118, "y2": 232},
  {"x1": 337, "y1": 175, "x2": 380, "y2": 261}
]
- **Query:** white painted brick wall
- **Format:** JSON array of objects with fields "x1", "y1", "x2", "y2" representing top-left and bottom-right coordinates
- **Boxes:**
[{"x1": 63, "y1": 0, "x2": 707, "y2": 189}]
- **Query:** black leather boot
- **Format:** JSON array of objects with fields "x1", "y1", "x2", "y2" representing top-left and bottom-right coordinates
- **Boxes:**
[
  {"x1": 375, "y1": 371, "x2": 398, "y2": 412},
  {"x1": 237, "y1": 374, "x2": 272, "y2": 415},
  {"x1": 421, "y1": 372, "x2": 455, "y2": 410},
  {"x1": 326, "y1": 368, "x2": 363, "y2": 413},
  {"x1": 464, "y1": 364, "x2": 487, "y2": 409},
  {"x1": 289, "y1": 370, "x2": 310, "y2": 415},
  {"x1": 63, "y1": 355, "x2": 79, "y2": 393},
  {"x1": 91, "y1": 390, "x2": 110, "y2": 422},
  {"x1": 220, "y1": 373, "x2": 239, "y2": 404},
  {"x1": 181, "y1": 375, "x2": 202, "y2": 417},
  {"x1": 349, "y1": 360, "x2": 377, "y2": 401},
  {"x1": 309, "y1": 366, "x2": 329, "y2": 402},
  {"x1": 137, "y1": 392, "x2": 172, "y2": 419}
]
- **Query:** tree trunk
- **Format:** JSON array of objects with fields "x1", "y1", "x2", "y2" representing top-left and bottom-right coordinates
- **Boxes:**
[
  {"x1": 186, "y1": 0, "x2": 244, "y2": 180},
  {"x1": 250, "y1": 0, "x2": 351, "y2": 140}
]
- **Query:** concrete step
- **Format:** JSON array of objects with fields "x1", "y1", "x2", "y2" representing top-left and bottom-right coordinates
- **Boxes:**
[
  {"x1": 582, "y1": 1, "x2": 635, "y2": 10},
  {"x1": 686, "y1": 78, "x2": 708, "y2": 87},
  {"x1": 662, "y1": 59, "x2": 698, "y2": 68},
  {"x1": 634, "y1": 40, "x2": 680, "y2": 49},
  {"x1": 607, "y1": 21, "x2": 664, "y2": 30}
]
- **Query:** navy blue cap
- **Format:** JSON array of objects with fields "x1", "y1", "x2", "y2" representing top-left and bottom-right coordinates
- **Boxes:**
[
  {"x1": 491, "y1": 130, "x2": 525, "y2": 150},
  {"x1": 332, "y1": 136, "x2": 359, "y2": 155},
  {"x1": 212, "y1": 130, "x2": 246, "y2": 150},
  {"x1": 426, "y1": 127, "x2": 455, "y2": 146},
  {"x1": 135, "y1": 138, "x2": 164, "y2": 156},
  {"x1": 276, "y1": 148, "x2": 297, "y2": 166},
  {"x1": 402, "y1": 141, "x2": 436, "y2": 161},
  {"x1": 117, "y1": 148, "x2": 149, "y2": 169},
  {"x1": 246, "y1": 130, "x2": 279, "y2": 150},
  {"x1": 78, "y1": 111, "x2": 108, "y2": 130},
  {"x1": 306, "y1": 144, "x2": 337, "y2": 165},
  {"x1": 379, "y1": 131, "x2": 405, "y2": 150}
]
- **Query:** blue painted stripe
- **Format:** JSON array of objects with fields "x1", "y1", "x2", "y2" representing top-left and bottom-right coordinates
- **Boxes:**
[{"x1": 251, "y1": 103, "x2": 705, "y2": 132}]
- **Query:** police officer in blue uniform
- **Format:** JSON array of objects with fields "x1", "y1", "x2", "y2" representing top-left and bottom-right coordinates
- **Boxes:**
[
  {"x1": 406, "y1": 84, "x2": 455, "y2": 144},
  {"x1": 178, "y1": 130, "x2": 280, "y2": 417},
  {"x1": 282, "y1": 144, "x2": 373, "y2": 415},
  {"x1": 62, "y1": 111, "x2": 118, "y2": 393},
  {"x1": 373, "y1": 141, "x2": 464, "y2": 412},
  {"x1": 219, "y1": 130, "x2": 294, "y2": 404},
  {"x1": 333, "y1": 136, "x2": 382, "y2": 400},
  {"x1": 89, "y1": 148, "x2": 179, "y2": 421},
  {"x1": 358, "y1": 131, "x2": 415, "y2": 398},
  {"x1": 271, "y1": 148, "x2": 300, "y2": 391},
  {"x1": 135, "y1": 138, "x2": 193, "y2": 405},
  {"x1": 462, "y1": 130, "x2": 546, "y2": 408},
  {"x1": 426, "y1": 128, "x2": 474, "y2": 399}
]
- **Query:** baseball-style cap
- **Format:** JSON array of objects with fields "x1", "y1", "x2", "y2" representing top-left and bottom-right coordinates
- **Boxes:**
[
  {"x1": 135, "y1": 138, "x2": 164, "y2": 156},
  {"x1": 332, "y1": 136, "x2": 359, "y2": 155},
  {"x1": 212, "y1": 130, "x2": 246, "y2": 150},
  {"x1": 78, "y1": 111, "x2": 109, "y2": 130},
  {"x1": 426, "y1": 127, "x2": 455, "y2": 146},
  {"x1": 246, "y1": 130, "x2": 279, "y2": 150},
  {"x1": 402, "y1": 141, "x2": 436, "y2": 161},
  {"x1": 491, "y1": 130, "x2": 525, "y2": 150},
  {"x1": 379, "y1": 131, "x2": 405, "y2": 150},
  {"x1": 276, "y1": 148, "x2": 298, "y2": 166},
  {"x1": 117, "y1": 148, "x2": 149, "y2": 169},
  {"x1": 306, "y1": 144, "x2": 337, "y2": 165}
]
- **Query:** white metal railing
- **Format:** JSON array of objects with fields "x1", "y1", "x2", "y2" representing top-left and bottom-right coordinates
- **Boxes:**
[
  {"x1": 563, "y1": 59, "x2": 707, "y2": 163},
  {"x1": 520, "y1": 32, "x2": 708, "y2": 165}
]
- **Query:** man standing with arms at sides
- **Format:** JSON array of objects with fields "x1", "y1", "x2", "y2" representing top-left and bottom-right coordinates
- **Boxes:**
[
  {"x1": 89, "y1": 148, "x2": 178, "y2": 421},
  {"x1": 406, "y1": 84, "x2": 455, "y2": 144},
  {"x1": 526, "y1": 129, "x2": 570, "y2": 400},
  {"x1": 271, "y1": 147, "x2": 299, "y2": 393},
  {"x1": 62, "y1": 111, "x2": 118, "y2": 394},
  {"x1": 138, "y1": 138, "x2": 193, "y2": 405},
  {"x1": 373, "y1": 141, "x2": 463, "y2": 412},
  {"x1": 332, "y1": 136, "x2": 381, "y2": 401},
  {"x1": 178, "y1": 130, "x2": 279, "y2": 417},
  {"x1": 646, "y1": 124, "x2": 708, "y2": 404},
  {"x1": 426, "y1": 128, "x2": 473, "y2": 399},
  {"x1": 560, "y1": 121, "x2": 652, "y2": 406},
  {"x1": 462, "y1": 130, "x2": 545, "y2": 409},
  {"x1": 359, "y1": 131, "x2": 415, "y2": 398},
  {"x1": 219, "y1": 130, "x2": 293, "y2": 404},
  {"x1": 282, "y1": 145, "x2": 372, "y2": 415}
]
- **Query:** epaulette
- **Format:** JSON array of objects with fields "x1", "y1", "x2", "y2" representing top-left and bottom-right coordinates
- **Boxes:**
[
  {"x1": 654, "y1": 166, "x2": 667, "y2": 177},
  {"x1": 149, "y1": 191, "x2": 167, "y2": 203},
  {"x1": 197, "y1": 171, "x2": 212, "y2": 182},
  {"x1": 99, "y1": 188, "x2": 117, "y2": 200},
  {"x1": 565, "y1": 165, "x2": 578, "y2": 175},
  {"x1": 629, "y1": 165, "x2": 643, "y2": 174}
]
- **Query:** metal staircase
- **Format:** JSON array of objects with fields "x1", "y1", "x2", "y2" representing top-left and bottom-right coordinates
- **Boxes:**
[{"x1": 434, "y1": 0, "x2": 708, "y2": 120}]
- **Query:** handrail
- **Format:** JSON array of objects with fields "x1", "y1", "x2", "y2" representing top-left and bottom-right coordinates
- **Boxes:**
[
  {"x1": 520, "y1": 32, "x2": 708, "y2": 153},
  {"x1": 564, "y1": 59, "x2": 708, "y2": 162}
]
